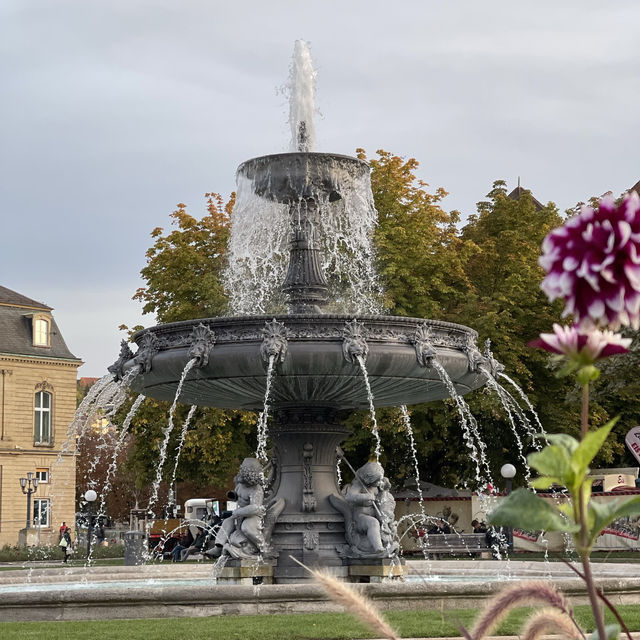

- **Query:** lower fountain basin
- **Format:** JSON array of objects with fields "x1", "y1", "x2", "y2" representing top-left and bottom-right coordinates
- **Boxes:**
[{"x1": 126, "y1": 314, "x2": 487, "y2": 410}]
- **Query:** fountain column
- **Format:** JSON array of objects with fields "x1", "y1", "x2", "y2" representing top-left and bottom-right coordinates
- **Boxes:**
[{"x1": 268, "y1": 407, "x2": 350, "y2": 582}]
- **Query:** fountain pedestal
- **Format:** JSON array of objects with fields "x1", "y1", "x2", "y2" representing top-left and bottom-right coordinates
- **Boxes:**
[{"x1": 268, "y1": 407, "x2": 350, "y2": 583}]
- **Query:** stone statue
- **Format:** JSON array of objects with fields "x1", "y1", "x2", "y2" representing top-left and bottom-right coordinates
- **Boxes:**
[
  {"x1": 330, "y1": 461, "x2": 399, "y2": 558},
  {"x1": 210, "y1": 457, "x2": 285, "y2": 560}
]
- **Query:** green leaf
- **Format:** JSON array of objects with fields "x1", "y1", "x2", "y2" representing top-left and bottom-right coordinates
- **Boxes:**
[
  {"x1": 487, "y1": 488, "x2": 579, "y2": 533},
  {"x1": 544, "y1": 433, "x2": 579, "y2": 454},
  {"x1": 529, "y1": 477, "x2": 561, "y2": 490},
  {"x1": 528, "y1": 445, "x2": 572, "y2": 479},
  {"x1": 588, "y1": 496, "x2": 640, "y2": 547},
  {"x1": 573, "y1": 418, "x2": 619, "y2": 478},
  {"x1": 589, "y1": 623, "x2": 620, "y2": 640}
]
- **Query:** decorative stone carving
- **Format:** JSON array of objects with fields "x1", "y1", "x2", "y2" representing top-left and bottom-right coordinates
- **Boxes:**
[
  {"x1": 329, "y1": 461, "x2": 399, "y2": 559},
  {"x1": 302, "y1": 443, "x2": 316, "y2": 512},
  {"x1": 35, "y1": 380, "x2": 54, "y2": 392},
  {"x1": 302, "y1": 530, "x2": 319, "y2": 550},
  {"x1": 342, "y1": 319, "x2": 369, "y2": 364},
  {"x1": 260, "y1": 319, "x2": 289, "y2": 364},
  {"x1": 483, "y1": 339, "x2": 505, "y2": 378},
  {"x1": 412, "y1": 322, "x2": 437, "y2": 367},
  {"x1": 188, "y1": 323, "x2": 216, "y2": 368},
  {"x1": 132, "y1": 332, "x2": 159, "y2": 374},
  {"x1": 108, "y1": 340, "x2": 134, "y2": 381},
  {"x1": 464, "y1": 334, "x2": 485, "y2": 373},
  {"x1": 211, "y1": 458, "x2": 285, "y2": 560}
]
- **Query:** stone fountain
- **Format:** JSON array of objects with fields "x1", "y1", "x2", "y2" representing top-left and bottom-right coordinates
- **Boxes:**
[{"x1": 109, "y1": 42, "x2": 492, "y2": 583}]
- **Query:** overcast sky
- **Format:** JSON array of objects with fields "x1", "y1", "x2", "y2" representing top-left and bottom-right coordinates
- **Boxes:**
[{"x1": 2, "y1": 1, "x2": 639, "y2": 377}]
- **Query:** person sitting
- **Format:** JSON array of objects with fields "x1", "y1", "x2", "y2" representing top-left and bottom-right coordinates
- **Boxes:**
[
  {"x1": 170, "y1": 529, "x2": 194, "y2": 562},
  {"x1": 472, "y1": 519, "x2": 487, "y2": 533},
  {"x1": 179, "y1": 527, "x2": 208, "y2": 561},
  {"x1": 427, "y1": 518, "x2": 451, "y2": 534}
]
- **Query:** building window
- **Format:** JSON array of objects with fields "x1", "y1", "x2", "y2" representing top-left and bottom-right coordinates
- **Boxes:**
[
  {"x1": 33, "y1": 499, "x2": 50, "y2": 527},
  {"x1": 34, "y1": 391, "x2": 52, "y2": 444},
  {"x1": 35, "y1": 468, "x2": 49, "y2": 483},
  {"x1": 33, "y1": 317, "x2": 50, "y2": 347}
]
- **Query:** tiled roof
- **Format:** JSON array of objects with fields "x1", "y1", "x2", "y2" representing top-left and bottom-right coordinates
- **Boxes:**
[
  {"x1": 0, "y1": 285, "x2": 52, "y2": 310},
  {"x1": 0, "y1": 287, "x2": 80, "y2": 362},
  {"x1": 507, "y1": 186, "x2": 544, "y2": 211}
]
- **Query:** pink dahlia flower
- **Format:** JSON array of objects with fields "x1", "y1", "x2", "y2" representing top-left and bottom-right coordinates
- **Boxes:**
[
  {"x1": 539, "y1": 191, "x2": 640, "y2": 329},
  {"x1": 529, "y1": 323, "x2": 631, "y2": 361}
]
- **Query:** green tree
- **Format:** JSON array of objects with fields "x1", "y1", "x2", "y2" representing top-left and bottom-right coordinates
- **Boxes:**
[
  {"x1": 133, "y1": 192, "x2": 233, "y2": 323},
  {"x1": 120, "y1": 192, "x2": 257, "y2": 495}
]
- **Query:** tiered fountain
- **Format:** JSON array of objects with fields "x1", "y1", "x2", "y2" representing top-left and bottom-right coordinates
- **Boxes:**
[{"x1": 110, "y1": 41, "x2": 492, "y2": 584}]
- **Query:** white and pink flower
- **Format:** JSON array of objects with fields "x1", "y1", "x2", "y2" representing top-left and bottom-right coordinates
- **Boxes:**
[
  {"x1": 529, "y1": 323, "x2": 631, "y2": 362},
  {"x1": 539, "y1": 191, "x2": 640, "y2": 329}
]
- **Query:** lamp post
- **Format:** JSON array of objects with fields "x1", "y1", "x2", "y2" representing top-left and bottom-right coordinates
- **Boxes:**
[
  {"x1": 500, "y1": 463, "x2": 517, "y2": 551},
  {"x1": 19, "y1": 472, "x2": 38, "y2": 529},
  {"x1": 84, "y1": 489, "x2": 97, "y2": 558}
]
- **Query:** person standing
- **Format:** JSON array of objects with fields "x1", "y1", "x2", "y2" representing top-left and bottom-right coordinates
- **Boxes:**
[{"x1": 60, "y1": 529, "x2": 73, "y2": 563}]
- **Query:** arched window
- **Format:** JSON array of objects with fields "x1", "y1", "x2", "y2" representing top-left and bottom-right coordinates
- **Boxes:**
[
  {"x1": 34, "y1": 390, "x2": 52, "y2": 444},
  {"x1": 34, "y1": 317, "x2": 50, "y2": 347}
]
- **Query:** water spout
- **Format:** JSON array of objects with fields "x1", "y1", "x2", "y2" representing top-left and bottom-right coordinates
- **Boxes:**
[{"x1": 289, "y1": 40, "x2": 316, "y2": 153}]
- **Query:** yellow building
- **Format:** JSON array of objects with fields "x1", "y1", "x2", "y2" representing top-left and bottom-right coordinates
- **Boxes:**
[{"x1": 0, "y1": 286, "x2": 82, "y2": 547}]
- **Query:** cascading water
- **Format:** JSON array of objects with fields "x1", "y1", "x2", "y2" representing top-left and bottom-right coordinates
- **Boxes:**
[
  {"x1": 169, "y1": 404, "x2": 198, "y2": 492},
  {"x1": 431, "y1": 360, "x2": 492, "y2": 490},
  {"x1": 356, "y1": 354, "x2": 382, "y2": 461},
  {"x1": 256, "y1": 354, "x2": 276, "y2": 463},
  {"x1": 147, "y1": 358, "x2": 198, "y2": 518},
  {"x1": 498, "y1": 372, "x2": 547, "y2": 447},
  {"x1": 481, "y1": 369, "x2": 532, "y2": 483}
]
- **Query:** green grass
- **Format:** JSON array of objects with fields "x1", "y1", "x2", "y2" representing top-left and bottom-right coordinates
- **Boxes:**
[{"x1": 1, "y1": 605, "x2": 638, "y2": 639}]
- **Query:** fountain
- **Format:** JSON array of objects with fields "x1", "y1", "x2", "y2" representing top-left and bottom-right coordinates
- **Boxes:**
[
  {"x1": 107, "y1": 41, "x2": 492, "y2": 584},
  {"x1": 4, "y1": 42, "x2": 640, "y2": 623}
]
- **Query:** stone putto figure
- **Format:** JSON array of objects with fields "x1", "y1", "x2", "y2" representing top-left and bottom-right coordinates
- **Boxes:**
[
  {"x1": 330, "y1": 461, "x2": 399, "y2": 558},
  {"x1": 211, "y1": 457, "x2": 284, "y2": 560}
]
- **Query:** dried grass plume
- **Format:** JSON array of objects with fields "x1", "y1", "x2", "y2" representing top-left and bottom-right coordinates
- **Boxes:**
[
  {"x1": 520, "y1": 608, "x2": 584, "y2": 640},
  {"x1": 290, "y1": 556, "x2": 399, "y2": 640},
  {"x1": 471, "y1": 580, "x2": 576, "y2": 640}
]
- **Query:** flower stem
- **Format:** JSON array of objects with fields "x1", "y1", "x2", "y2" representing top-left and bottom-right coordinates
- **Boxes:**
[
  {"x1": 578, "y1": 380, "x2": 607, "y2": 640},
  {"x1": 580, "y1": 550, "x2": 608, "y2": 640},
  {"x1": 581, "y1": 383, "x2": 589, "y2": 438}
]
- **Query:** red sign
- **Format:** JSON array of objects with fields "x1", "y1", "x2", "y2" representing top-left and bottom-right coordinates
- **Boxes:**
[{"x1": 625, "y1": 426, "x2": 640, "y2": 465}]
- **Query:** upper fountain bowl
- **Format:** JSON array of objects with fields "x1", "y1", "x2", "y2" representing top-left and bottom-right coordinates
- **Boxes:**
[
  {"x1": 237, "y1": 152, "x2": 370, "y2": 203},
  {"x1": 120, "y1": 314, "x2": 489, "y2": 410}
]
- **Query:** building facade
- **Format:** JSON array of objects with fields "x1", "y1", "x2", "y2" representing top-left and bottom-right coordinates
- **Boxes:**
[{"x1": 0, "y1": 286, "x2": 82, "y2": 546}]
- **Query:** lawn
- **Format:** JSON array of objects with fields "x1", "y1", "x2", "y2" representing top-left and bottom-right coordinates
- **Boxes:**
[{"x1": 1, "y1": 605, "x2": 638, "y2": 639}]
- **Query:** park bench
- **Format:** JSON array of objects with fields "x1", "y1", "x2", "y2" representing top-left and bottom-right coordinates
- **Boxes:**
[{"x1": 419, "y1": 532, "x2": 494, "y2": 558}]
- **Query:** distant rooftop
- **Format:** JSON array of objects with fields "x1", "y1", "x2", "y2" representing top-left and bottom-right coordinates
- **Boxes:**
[
  {"x1": 507, "y1": 185, "x2": 544, "y2": 211},
  {"x1": 0, "y1": 285, "x2": 52, "y2": 311},
  {"x1": 0, "y1": 285, "x2": 80, "y2": 362}
]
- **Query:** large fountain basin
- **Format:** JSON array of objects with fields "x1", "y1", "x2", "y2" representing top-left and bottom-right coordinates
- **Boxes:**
[{"x1": 127, "y1": 315, "x2": 486, "y2": 410}]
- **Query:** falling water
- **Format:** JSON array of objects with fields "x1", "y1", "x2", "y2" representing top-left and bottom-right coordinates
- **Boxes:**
[
  {"x1": 50, "y1": 370, "x2": 136, "y2": 531},
  {"x1": 289, "y1": 40, "x2": 316, "y2": 152},
  {"x1": 95, "y1": 394, "x2": 146, "y2": 524},
  {"x1": 169, "y1": 404, "x2": 198, "y2": 491},
  {"x1": 431, "y1": 360, "x2": 493, "y2": 491},
  {"x1": 481, "y1": 370, "x2": 531, "y2": 483},
  {"x1": 355, "y1": 354, "x2": 381, "y2": 461},
  {"x1": 147, "y1": 358, "x2": 197, "y2": 516},
  {"x1": 400, "y1": 405, "x2": 430, "y2": 560},
  {"x1": 256, "y1": 354, "x2": 276, "y2": 462},
  {"x1": 498, "y1": 372, "x2": 548, "y2": 446}
]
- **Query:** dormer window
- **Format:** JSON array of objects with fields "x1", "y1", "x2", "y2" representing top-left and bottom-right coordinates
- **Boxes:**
[{"x1": 33, "y1": 316, "x2": 50, "y2": 347}]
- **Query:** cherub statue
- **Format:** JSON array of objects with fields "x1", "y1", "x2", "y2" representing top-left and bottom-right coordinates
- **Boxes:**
[
  {"x1": 330, "y1": 461, "x2": 399, "y2": 558},
  {"x1": 210, "y1": 457, "x2": 284, "y2": 560}
]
